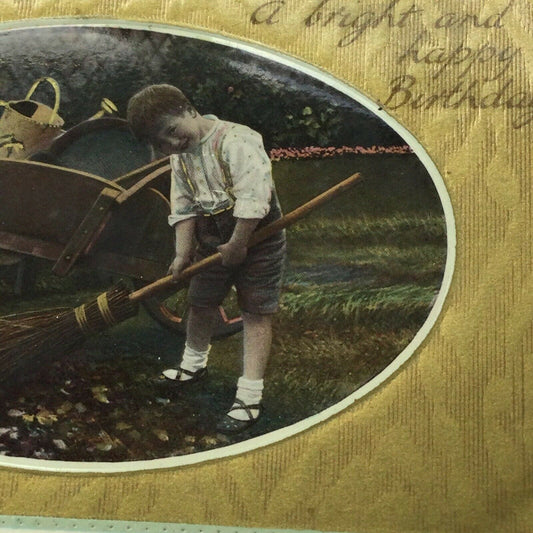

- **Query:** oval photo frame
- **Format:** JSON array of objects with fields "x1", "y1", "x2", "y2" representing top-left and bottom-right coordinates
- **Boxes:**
[{"x1": 0, "y1": 19, "x2": 455, "y2": 473}]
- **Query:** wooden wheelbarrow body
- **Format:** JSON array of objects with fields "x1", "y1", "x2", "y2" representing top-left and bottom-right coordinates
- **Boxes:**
[
  {"x1": 0, "y1": 116, "x2": 244, "y2": 338},
  {"x1": 0, "y1": 158, "x2": 174, "y2": 282}
]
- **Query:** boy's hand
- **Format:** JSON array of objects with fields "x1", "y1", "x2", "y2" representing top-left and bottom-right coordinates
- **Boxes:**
[
  {"x1": 217, "y1": 242, "x2": 247, "y2": 266},
  {"x1": 218, "y1": 218, "x2": 260, "y2": 266},
  {"x1": 167, "y1": 255, "x2": 192, "y2": 280}
]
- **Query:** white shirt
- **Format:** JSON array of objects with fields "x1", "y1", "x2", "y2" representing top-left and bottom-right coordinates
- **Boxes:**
[{"x1": 168, "y1": 115, "x2": 273, "y2": 226}]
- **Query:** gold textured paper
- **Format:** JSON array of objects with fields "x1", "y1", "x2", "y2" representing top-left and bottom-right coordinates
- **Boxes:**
[{"x1": 0, "y1": 1, "x2": 532, "y2": 532}]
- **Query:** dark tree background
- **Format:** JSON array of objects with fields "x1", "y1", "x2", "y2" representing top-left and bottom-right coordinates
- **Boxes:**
[{"x1": 0, "y1": 26, "x2": 404, "y2": 149}]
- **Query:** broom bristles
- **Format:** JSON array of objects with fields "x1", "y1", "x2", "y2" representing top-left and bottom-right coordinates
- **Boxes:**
[{"x1": 0, "y1": 284, "x2": 138, "y2": 381}]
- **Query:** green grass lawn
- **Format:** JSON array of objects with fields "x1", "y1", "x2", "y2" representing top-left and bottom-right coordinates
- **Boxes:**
[
  {"x1": 273, "y1": 153, "x2": 444, "y2": 216},
  {"x1": 0, "y1": 153, "x2": 450, "y2": 461}
]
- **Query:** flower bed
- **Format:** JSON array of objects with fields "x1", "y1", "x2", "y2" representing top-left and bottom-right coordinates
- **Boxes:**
[{"x1": 269, "y1": 145, "x2": 413, "y2": 161}]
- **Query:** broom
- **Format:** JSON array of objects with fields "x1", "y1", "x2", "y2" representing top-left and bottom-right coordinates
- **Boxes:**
[{"x1": 0, "y1": 172, "x2": 362, "y2": 380}]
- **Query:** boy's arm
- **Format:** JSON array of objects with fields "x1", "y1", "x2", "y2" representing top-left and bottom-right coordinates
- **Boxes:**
[
  {"x1": 223, "y1": 129, "x2": 272, "y2": 221},
  {"x1": 217, "y1": 218, "x2": 261, "y2": 266},
  {"x1": 167, "y1": 157, "x2": 201, "y2": 278},
  {"x1": 217, "y1": 127, "x2": 274, "y2": 265},
  {"x1": 168, "y1": 217, "x2": 197, "y2": 279}
]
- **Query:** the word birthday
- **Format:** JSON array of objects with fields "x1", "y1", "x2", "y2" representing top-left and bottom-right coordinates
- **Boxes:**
[{"x1": 383, "y1": 75, "x2": 533, "y2": 128}]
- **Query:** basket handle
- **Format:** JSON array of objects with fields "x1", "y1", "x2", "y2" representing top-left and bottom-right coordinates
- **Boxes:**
[{"x1": 25, "y1": 77, "x2": 61, "y2": 125}]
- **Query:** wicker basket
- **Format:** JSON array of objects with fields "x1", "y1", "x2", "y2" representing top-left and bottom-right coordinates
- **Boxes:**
[{"x1": 0, "y1": 77, "x2": 65, "y2": 160}]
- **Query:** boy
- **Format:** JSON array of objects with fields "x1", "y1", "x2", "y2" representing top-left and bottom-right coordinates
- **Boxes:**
[{"x1": 127, "y1": 84, "x2": 286, "y2": 434}]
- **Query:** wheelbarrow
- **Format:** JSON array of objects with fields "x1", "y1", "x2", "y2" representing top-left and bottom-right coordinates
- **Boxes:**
[{"x1": 0, "y1": 116, "x2": 243, "y2": 339}]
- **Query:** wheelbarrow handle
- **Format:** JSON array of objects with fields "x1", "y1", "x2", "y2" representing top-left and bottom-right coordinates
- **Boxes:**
[{"x1": 129, "y1": 172, "x2": 362, "y2": 303}]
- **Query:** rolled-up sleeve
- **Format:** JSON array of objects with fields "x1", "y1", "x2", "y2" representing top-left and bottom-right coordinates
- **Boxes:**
[
  {"x1": 222, "y1": 129, "x2": 272, "y2": 219},
  {"x1": 167, "y1": 156, "x2": 199, "y2": 226}
]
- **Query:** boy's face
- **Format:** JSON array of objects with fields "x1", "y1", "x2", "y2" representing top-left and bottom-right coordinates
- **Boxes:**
[{"x1": 150, "y1": 111, "x2": 203, "y2": 155}]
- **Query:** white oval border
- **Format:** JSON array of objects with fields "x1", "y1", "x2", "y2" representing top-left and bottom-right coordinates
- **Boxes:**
[{"x1": 0, "y1": 17, "x2": 456, "y2": 474}]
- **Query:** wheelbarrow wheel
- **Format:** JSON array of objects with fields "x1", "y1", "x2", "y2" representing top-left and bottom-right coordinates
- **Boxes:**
[{"x1": 132, "y1": 279, "x2": 243, "y2": 340}]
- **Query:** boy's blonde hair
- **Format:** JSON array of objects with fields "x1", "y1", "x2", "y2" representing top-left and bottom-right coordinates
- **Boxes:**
[{"x1": 127, "y1": 84, "x2": 193, "y2": 142}]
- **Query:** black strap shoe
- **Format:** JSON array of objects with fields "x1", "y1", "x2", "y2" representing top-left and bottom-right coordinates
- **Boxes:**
[
  {"x1": 162, "y1": 366, "x2": 208, "y2": 384},
  {"x1": 216, "y1": 398, "x2": 263, "y2": 434}
]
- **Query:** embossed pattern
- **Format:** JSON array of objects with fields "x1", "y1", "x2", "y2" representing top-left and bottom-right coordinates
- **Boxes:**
[{"x1": 0, "y1": 1, "x2": 531, "y2": 533}]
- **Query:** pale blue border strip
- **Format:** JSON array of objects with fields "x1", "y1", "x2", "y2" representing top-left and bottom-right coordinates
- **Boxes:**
[{"x1": 0, "y1": 516, "x2": 345, "y2": 533}]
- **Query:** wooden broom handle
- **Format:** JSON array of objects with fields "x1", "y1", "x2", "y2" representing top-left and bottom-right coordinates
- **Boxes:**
[{"x1": 129, "y1": 172, "x2": 362, "y2": 302}]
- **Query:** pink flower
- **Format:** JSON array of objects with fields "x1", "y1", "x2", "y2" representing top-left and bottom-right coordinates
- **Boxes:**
[{"x1": 268, "y1": 145, "x2": 412, "y2": 160}]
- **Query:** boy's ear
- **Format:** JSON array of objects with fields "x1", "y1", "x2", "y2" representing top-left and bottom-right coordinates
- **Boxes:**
[{"x1": 187, "y1": 106, "x2": 198, "y2": 118}]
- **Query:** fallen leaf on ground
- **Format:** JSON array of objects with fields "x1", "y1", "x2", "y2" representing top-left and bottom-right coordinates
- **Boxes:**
[
  {"x1": 153, "y1": 429, "x2": 169, "y2": 442},
  {"x1": 200, "y1": 436, "x2": 219, "y2": 447},
  {"x1": 128, "y1": 430, "x2": 141, "y2": 441},
  {"x1": 36, "y1": 410, "x2": 58, "y2": 426},
  {"x1": 56, "y1": 402, "x2": 74, "y2": 415},
  {"x1": 92, "y1": 430, "x2": 118, "y2": 452},
  {"x1": 173, "y1": 445, "x2": 196, "y2": 455},
  {"x1": 91, "y1": 386, "x2": 110, "y2": 404},
  {"x1": 75, "y1": 403, "x2": 87, "y2": 413},
  {"x1": 33, "y1": 449, "x2": 52, "y2": 459}
]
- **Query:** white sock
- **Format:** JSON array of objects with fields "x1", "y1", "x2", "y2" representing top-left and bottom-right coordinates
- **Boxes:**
[
  {"x1": 163, "y1": 343, "x2": 210, "y2": 381},
  {"x1": 179, "y1": 343, "x2": 210, "y2": 380},
  {"x1": 228, "y1": 377, "x2": 264, "y2": 421}
]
